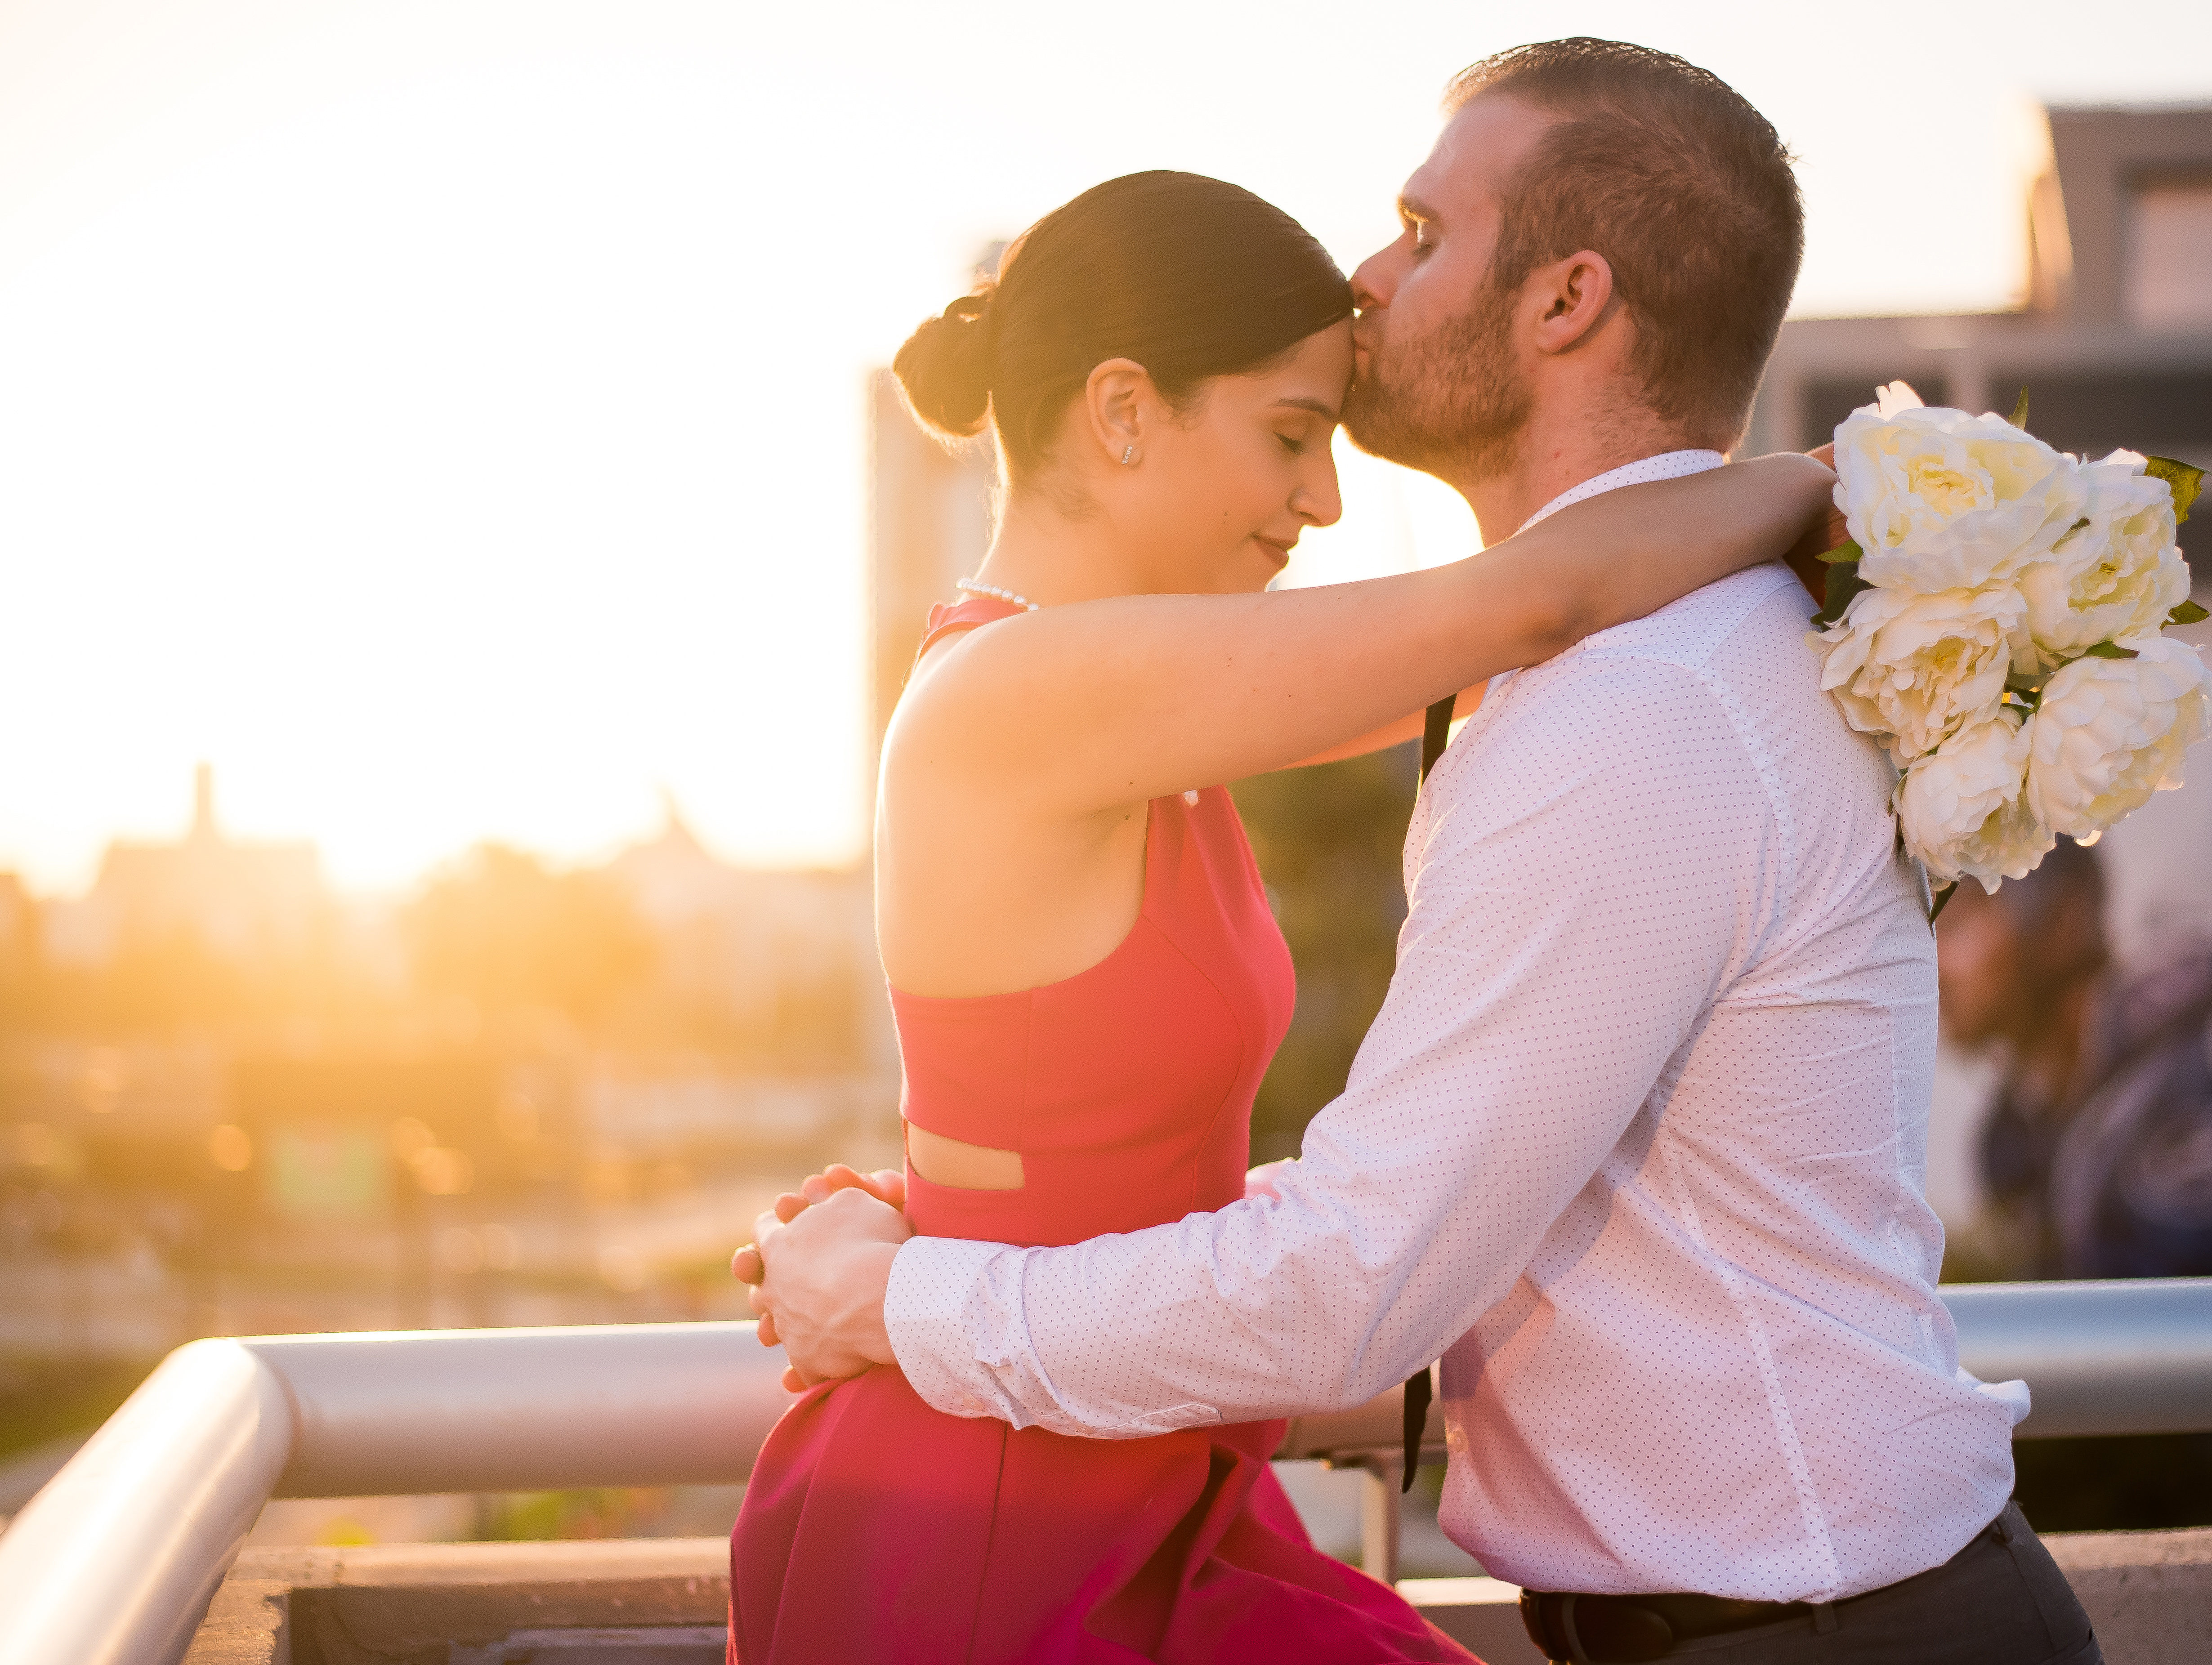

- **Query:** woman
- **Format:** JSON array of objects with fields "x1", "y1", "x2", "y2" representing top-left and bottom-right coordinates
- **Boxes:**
[{"x1": 730, "y1": 171, "x2": 1833, "y2": 1663}]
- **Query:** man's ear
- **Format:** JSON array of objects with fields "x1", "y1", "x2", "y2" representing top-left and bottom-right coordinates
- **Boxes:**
[
  {"x1": 1082, "y1": 358, "x2": 1153, "y2": 467},
  {"x1": 1527, "y1": 250, "x2": 1618, "y2": 357}
]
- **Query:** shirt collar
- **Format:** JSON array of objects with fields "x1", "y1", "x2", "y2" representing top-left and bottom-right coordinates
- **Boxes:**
[{"x1": 1516, "y1": 449, "x2": 1727, "y2": 535}]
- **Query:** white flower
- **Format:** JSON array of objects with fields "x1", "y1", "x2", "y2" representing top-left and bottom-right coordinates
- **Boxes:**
[
  {"x1": 2025, "y1": 637, "x2": 2212, "y2": 839},
  {"x1": 2016, "y1": 451, "x2": 2189, "y2": 668},
  {"x1": 1814, "y1": 580, "x2": 2027, "y2": 764},
  {"x1": 1833, "y1": 386, "x2": 2087, "y2": 594},
  {"x1": 1897, "y1": 710, "x2": 2052, "y2": 893}
]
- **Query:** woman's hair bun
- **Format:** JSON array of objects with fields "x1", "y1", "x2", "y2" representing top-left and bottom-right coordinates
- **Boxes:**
[{"x1": 894, "y1": 290, "x2": 995, "y2": 438}]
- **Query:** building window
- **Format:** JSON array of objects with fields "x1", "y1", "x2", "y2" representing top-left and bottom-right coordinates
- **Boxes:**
[
  {"x1": 2127, "y1": 177, "x2": 2212, "y2": 330},
  {"x1": 1986, "y1": 369, "x2": 2212, "y2": 457}
]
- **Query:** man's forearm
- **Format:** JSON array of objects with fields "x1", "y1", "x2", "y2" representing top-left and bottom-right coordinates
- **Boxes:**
[
  {"x1": 885, "y1": 1085, "x2": 1628, "y2": 1436},
  {"x1": 886, "y1": 1183, "x2": 1426, "y2": 1437}
]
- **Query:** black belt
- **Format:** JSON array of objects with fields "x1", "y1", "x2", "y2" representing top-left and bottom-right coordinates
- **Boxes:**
[
  {"x1": 1520, "y1": 1587, "x2": 1828, "y2": 1663},
  {"x1": 1518, "y1": 1513, "x2": 2015, "y2": 1663}
]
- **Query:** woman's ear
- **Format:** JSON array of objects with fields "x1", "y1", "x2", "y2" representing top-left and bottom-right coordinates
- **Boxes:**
[{"x1": 1082, "y1": 358, "x2": 1152, "y2": 468}]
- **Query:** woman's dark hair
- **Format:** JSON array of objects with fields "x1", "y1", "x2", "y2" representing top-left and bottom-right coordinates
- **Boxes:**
[{"x1": 894, "y1": 171, "x2": 1351, "y2": 480}]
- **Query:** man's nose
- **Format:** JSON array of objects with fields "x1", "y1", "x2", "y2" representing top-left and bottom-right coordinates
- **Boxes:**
[{"x1": 1350, "y1": 249, "x2": 1394, "y2": 312}]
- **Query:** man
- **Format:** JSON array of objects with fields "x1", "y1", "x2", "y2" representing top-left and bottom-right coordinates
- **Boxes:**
[
  {"x1": 743, "y1": 40, "x2": 2100, "y2": 1665},
  {"x1": 1942, "y1": 838, "x2": 2212, "y2": 1281}
]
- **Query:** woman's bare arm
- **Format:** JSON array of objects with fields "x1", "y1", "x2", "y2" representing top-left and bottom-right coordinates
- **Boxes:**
[
  {"x1": 890, "y1": 452, "x2": 1833, "y2": 818},
  {"x1": 1285, "y1": 446, "x2": 1847, "y2": 772},
  {"x1": 1287, "y1": 681, "x2": 1485, "y2": 769}
]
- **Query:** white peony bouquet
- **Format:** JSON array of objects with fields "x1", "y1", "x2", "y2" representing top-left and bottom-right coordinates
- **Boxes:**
[{"x1": 1808, "y1": 382, "x2": 2210, "y2": 917}]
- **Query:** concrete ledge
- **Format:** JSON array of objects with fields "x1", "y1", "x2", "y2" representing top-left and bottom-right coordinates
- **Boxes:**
[
  {"x1": 1398, "y1": 1576, "x2": 1545, "y2": 1663},
  {"x1": 184, "y1": 1541, "x2": 730, "y2": 1665},
  {"x1": 2047, "y1": 1527, "x2": 2212, "y2": 1665},
  {"x1": 186, "y1": 1529, "x2": 2212, "y2": 1665}
]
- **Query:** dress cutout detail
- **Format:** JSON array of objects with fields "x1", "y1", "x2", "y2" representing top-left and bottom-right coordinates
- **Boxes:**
[{"x1": 730, "y1": 596, "x2": 1474, "y2": 1664}]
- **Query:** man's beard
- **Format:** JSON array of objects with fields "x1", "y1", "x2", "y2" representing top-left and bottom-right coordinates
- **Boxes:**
[{"x1": 1343, "y1": 280, "x2": 1531, "y2": 486}]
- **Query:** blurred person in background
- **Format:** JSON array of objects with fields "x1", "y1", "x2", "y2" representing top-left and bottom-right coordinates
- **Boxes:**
[{"x1": 1941, "y1": 838, "x2": 2212, "y2": 1281}]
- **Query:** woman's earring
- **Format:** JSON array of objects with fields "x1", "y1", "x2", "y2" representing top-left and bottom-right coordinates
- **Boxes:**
[{"x1": 1121, "y1": 445, "x2": 1138, "y2": 467}]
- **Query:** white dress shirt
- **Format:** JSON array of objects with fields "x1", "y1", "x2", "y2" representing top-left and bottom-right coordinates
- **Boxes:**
[{"x1": 884, "y1": 452, "x2": 2027, "y2": 1604}]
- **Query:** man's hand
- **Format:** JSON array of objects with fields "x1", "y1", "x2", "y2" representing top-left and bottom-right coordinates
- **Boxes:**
[{"x1": 732, "y1": 1175, "x2": 910, "y2": 1392}]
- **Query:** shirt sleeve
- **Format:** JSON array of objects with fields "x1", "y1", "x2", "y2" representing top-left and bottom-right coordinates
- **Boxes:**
[{"x1": 885, "y1": 654, "x2": 1774, "y2": 1436}]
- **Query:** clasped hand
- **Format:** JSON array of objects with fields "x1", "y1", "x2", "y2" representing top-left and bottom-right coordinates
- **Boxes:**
[{"x1": 732, "y1": 1164, "x2": 911, "y2": 1392}]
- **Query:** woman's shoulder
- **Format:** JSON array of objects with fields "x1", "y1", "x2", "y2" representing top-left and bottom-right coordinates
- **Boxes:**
[{"x1": 885, "y1": 598, "x2": 1040, "y2": 777}]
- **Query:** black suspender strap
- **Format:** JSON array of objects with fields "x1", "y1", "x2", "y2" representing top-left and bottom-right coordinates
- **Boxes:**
[
  {"x1": 1401, "y1": 693, "x2": 1457, "y2": 1489},
  {"x1": 1419, "y1": 693, "x2": 1456, "y2": 783},
  {"x1": 1400, "y1": 1365, "x2": 1433, "y2": 1491}
]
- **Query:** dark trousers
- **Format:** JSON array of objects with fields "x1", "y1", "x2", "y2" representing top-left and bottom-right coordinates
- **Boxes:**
[{"x1": 1640, "y1": 1503, "x2": 2099, "y2": 1664}]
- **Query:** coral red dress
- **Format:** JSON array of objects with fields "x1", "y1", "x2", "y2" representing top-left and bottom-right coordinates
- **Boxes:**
[{"x1": 729, "y1": 598, "x2": 1472, "y2": 1665}]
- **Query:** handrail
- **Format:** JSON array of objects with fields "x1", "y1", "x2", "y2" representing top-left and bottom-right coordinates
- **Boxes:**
[
  {"x1": 1277, "y1": 1278, "x2": 2212, "y2": 1463},
  {"x1": 1, "y1": 1280, "x2": 2208, "y2": 1665},
  {"x1": 0, "y1": 1324, "x2": 790, "y2": 1665},
  {"x1": 1942, "y1": 1279, "x2": 2212, "y2": 1438},
  {"x1": 251, "y1": 1323, "x2": 789, "y2": 1495},
  {"x1": 0, "y1": 1338, "x2": 293, "y2": 1665}
]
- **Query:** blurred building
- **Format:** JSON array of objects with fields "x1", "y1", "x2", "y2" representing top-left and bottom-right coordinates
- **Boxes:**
[
  {"x1": 606, "y1": 798, "x2": 885, "y2": 1067},
  {"x1": 867, "y1": 370, "x2": 995, "y2": 783},
  {"x1": 0, "y1": 874, "x2": 32, "y2": 954},
  {"x1": 1747, "y1": 103, "x2": 2212, "y2": 470},
  {"x1": 868, "y1": 246, "x2": 1007, "y2": 782},
  {"x1": 1, "y1": 783, "x2": 903, "y2": 1349},
  {"x1": 40, "y1": 765, "x2": 328, "y2": 968},
  {"x1": 0, "y1": 873, "x2": 34, "y2": 996}
]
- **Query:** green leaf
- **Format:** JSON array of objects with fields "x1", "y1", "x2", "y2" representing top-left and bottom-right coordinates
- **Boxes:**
[
  {"x1": 1928, "y1": 881, "x2": 1959, "y2": 926},
  {"x1": 2146, "y1": 455, "x2": 2205, "y2": 525},
  {"x1": 1816, "y1": 538, "x2": 1864, "y2": 564},
  {"x1": 2082, "y1": 640, "x2": 2141, "y2": 659},
  {"x1": 2170, "y1": 599, "x2": 2209, "y2": 626},
  {"x1": 2008, "y1": 387, "x2": 2031, "y2": 431},
  {"x1": 1812, "y1": 561, "x2": 1872, "y2": 629}
]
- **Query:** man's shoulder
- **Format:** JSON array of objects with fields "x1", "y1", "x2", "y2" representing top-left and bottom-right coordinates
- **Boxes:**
[
  {"x1": 1579, "y1": 564, "x2": 1806, "y2": 672},
  {"x1": 1493, "y1": 566, "x2": 1817, "y2": 727},
  {"x1": 1474, "y1": 562, "x2": 1888, "y2": 817},
  {"x1": 1452, "y1": 568, "x2": 1802, "y2": 787},
  {"x1": 1548, "y1": 567, "x2": 1853, "y2": 736}
]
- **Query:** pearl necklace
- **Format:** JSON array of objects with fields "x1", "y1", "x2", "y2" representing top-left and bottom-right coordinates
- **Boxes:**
[{"x1": 956, "y1": 578, "x2": 1041, "y2": 612}]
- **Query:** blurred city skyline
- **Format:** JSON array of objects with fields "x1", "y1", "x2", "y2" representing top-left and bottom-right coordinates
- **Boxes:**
[{"x1": 4, "y1": 0, "x2": 2211, "y2": 894}]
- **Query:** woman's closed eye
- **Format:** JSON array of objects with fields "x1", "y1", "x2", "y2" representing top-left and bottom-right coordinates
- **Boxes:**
[{"x1": 1277, "y1": 433, "x2": 1308, "y2": 457}]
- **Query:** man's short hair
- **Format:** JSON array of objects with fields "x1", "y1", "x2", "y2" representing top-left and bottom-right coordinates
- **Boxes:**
[{"x1": 1447, "y1": 39, "x2": 1803, "y2": 449}]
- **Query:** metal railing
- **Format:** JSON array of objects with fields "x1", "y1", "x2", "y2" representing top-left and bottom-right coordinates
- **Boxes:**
[{"x1": 2, "y1": 1279, "x2": 2208, "y2": 1665}]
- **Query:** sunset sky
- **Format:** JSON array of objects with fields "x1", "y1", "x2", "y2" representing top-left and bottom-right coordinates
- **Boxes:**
[{"x1": 3, "y1": 0, "x2": 2207, "y2": 894}]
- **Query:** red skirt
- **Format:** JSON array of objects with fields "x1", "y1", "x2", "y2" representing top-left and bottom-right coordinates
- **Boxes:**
[{"x1": 729, "y1": 1364, "x2": 1475, "y2": 1664}]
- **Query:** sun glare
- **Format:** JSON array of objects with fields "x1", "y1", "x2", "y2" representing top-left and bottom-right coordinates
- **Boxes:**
[{"x1": 2, "y1": 0, "x2": 2206, "y2": 894}]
